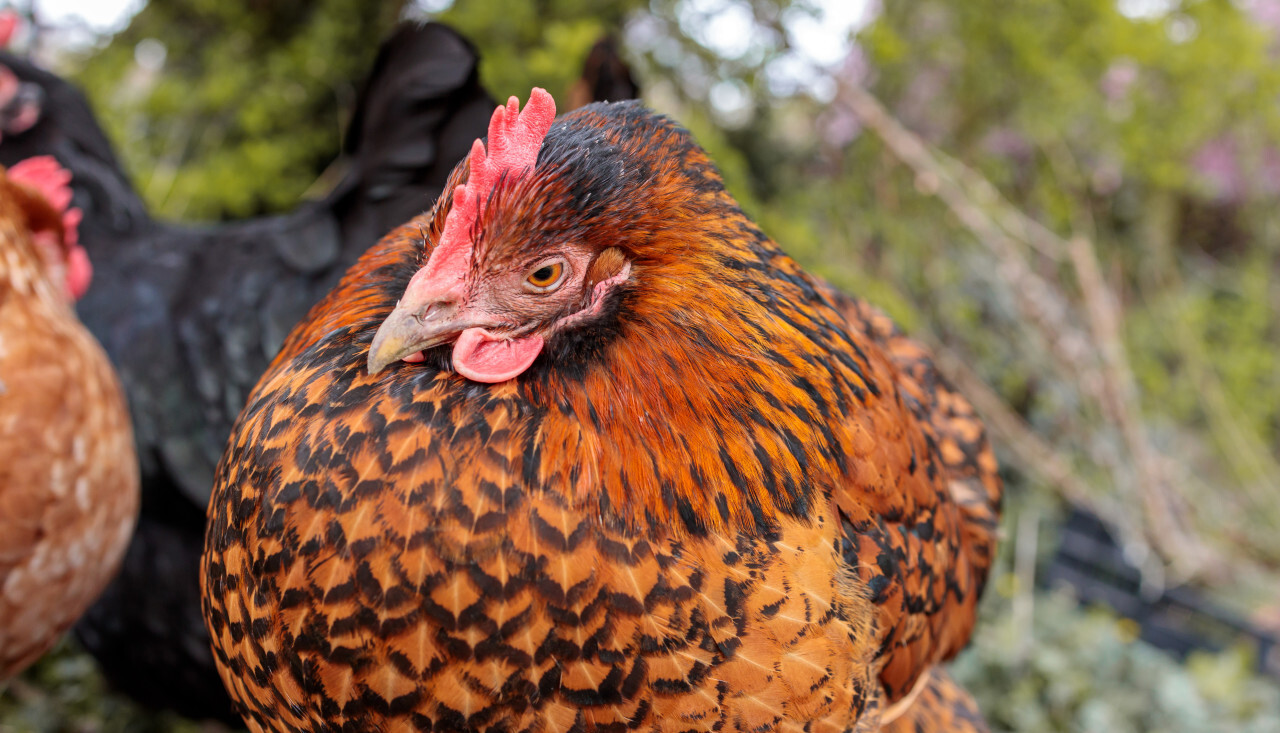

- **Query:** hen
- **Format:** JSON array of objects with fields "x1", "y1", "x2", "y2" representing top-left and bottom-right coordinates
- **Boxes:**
[
  {"x1": 0, "y1": 157, "x2": 138, "y2": 680},
  {"x1": 202, "y1": 90, "x2": 1001, "y2": 732},
  {"x1": 0, "y1": 21, "x2": 494, "y2": 720}
]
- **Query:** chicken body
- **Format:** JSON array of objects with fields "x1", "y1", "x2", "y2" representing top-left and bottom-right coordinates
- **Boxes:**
[
  {"x1": 203, "y1": 99, "x2": 1000, "y2": 731},
  {"x1": 0, "y1": 167, "x2": 138, "y2": 680}
]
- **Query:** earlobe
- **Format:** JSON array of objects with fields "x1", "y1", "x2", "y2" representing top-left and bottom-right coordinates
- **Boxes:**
[
  {"x1": 65, "y1": 244, "x2": 92, "y2": 300},
  {"x1": 452, "y1": 328, "x2": 545, "y2": 382}
]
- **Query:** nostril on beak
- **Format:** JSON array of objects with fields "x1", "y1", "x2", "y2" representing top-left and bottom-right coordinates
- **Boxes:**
[{"x1": 418, "y1": 300, "x2": 457, "y2": 324}]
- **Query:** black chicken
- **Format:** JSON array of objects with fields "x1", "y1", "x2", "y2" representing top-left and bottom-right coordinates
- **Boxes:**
[{"x1": 568, "y1": 35, "x2": 639, "y2": 109}]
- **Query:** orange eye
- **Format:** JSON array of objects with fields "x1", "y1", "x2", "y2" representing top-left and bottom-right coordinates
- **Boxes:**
[{"x1": 525, "y1": 261, "x2": 565, "y2": 291}]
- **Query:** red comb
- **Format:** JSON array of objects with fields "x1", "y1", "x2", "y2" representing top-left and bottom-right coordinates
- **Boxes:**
[
  {"x1": 436, "y1": 88, "x2": 556, "y2": 262},
  {"x1": 400, "y1": 88, "x2": 556, "y2": 305},
  {"x1": 9, "y1": 155, "x2": 75, "y2": 223},
  {"x1": 10, "y1": 155, "x2": 90, "y2": 298}
]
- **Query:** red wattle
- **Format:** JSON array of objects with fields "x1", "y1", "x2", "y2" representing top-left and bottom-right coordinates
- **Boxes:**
[
  {"x1": 65, "y1": 244, "x2": 91, "y2": 300},
  {"x1": 452, "y1": 328, "x2": 544, "y2": 383}
]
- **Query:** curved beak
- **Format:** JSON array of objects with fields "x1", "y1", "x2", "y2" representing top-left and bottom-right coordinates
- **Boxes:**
[{"x1": 367, "y1": 299, "x2": 469, "y2": 375}]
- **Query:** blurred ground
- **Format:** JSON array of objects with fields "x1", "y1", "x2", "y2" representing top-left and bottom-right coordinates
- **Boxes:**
[{"x1": 2, "y1": 0, "x2": 1279, "y2": 730}]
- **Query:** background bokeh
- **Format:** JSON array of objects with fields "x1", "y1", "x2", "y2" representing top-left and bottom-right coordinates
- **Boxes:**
[{"x1": 1, "y1": 0, "x2": 1279, "y2": 730}]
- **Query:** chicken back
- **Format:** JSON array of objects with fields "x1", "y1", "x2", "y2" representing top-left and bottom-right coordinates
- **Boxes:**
[
  {"x1": 0, "y1": 158, "x2": 138, "y2": 680},
  {"x1": 203, "y1": 92, "x2": 1001, "y2": 732}
]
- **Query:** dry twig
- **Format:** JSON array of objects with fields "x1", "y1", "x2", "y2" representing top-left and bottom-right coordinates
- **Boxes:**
[{"x1": 839, "y1": 81, "x2": 1236, "y2": 582}]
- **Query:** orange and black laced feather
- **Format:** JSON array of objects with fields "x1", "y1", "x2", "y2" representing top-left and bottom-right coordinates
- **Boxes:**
[
  {"x1": 202, "y1": 101, "x2": 1001, "y2": 732},
  {"x1": 826, "y1": 292, "x2": 1002, "y2": 698},
  {"x1": 880, "y1": 667, "x2": 989, "y2": 733}
]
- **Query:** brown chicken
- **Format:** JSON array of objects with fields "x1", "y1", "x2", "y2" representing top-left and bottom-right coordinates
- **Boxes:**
[
  {"x1": 202, "y1": 90, "x2": 1001, "y2": 732},
  {"x1": 0, "y1": 157, "x2": 138, "y2": 680}
]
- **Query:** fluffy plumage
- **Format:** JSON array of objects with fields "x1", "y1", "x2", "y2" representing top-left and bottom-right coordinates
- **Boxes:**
[
  {"x1": 203, "y1": 95, "x2": 1001, "y2": 731},
  {"x1": 0, "y1": 160, "x2": 138, "y2": 680}
]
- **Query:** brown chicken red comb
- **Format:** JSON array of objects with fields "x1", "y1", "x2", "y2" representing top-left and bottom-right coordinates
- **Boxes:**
[
  {"x1": 9, "y1": 155, "x2": 90, "y2": 299},
  {"x1": 405, "y1": 88, "x2": 556, "y2": 299},
  {"x1": 375, "y1": 88, "x2": 557, "y2": 379}
]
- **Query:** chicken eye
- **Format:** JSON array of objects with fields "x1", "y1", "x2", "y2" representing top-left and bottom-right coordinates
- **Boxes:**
[{"x1": 524, "y1": 261, "x2": 566, "y2": 292}]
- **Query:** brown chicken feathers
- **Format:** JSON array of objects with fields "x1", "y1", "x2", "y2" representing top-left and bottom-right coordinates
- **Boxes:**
[
  {"x1": 0, "y1": 160, "x2": 138, "y2": 680},
  {"x1": 202, "y1": 91, "x2": 1002, "y2": 732}
]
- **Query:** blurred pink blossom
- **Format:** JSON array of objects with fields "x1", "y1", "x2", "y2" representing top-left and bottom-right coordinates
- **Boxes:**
[
  {"x1": 1100, "y1": 59, "x2": 1139, "y2": 103},
  {"x1": 1192, "y1": 137, "x2": 1243, "y2": 201},
  {"x1": 1260, "y1": 147, "x2": 1280, "y2": 194},
  {"x1": 1188, "y1": 137, "x2": 1280, "y2": 202},
  {"x1": 981, "y1": 127, "x2": 1033, "y2": 159},
  {"x1": 821, "y1": 104, "x2": 862, "y2": 148},
  {"x1": 1244, "y1": 0, "x2": 1280, "y2": 31}
]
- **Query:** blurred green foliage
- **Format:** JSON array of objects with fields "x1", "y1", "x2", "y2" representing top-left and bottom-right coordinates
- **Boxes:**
[
  {"x1": 433, "y1": 0, "x2": 643, "y2": 103},
  {"x1": 845, "y1": 0, "x2": 1280, "y2": 578},
  {"x1": 952, "y1": 493, "x2": 1280, "y2": 732},
  {"x1": 70, "y1": 0, "x2": 403, "y2": 219},
  {"x1": 955, "y1": 586, "x2": 1280, "y2": 732},
  {"x1": 0, "y1": 640, "x2": 211, "y2": 733}
]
